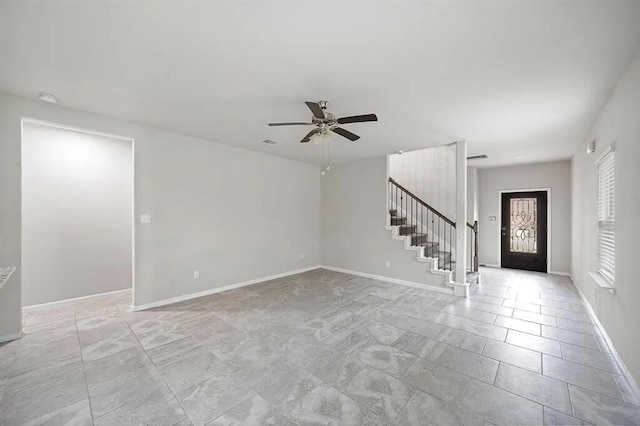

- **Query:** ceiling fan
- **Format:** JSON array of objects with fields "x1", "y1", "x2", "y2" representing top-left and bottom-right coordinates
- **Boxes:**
[{"x1": 268, "y1": 101, "x2": 378, "y2": 143}]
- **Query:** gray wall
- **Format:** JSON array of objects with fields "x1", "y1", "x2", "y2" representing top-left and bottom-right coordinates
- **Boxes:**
[
  {"x1": 478, "y1": 161, "x2": 572, "y2": 273},
  {"x1": 22, "y1": 122, "x2": 133, "y2": 306},
  {"x1": 321, "y1": 156, "x2": 448, "y2": 289},
  {"x1": 571, "y1": 45, "x2": 640, "y2": 384},
  {"x1": 0, "y1": 91, "x2": 320, "y2": 337}
]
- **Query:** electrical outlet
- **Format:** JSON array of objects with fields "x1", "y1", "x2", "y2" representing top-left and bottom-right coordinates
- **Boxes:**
[
  {"x1": 385, "y1": 260, "x2": 391, "y2": 268},
  {"x1": 300, "y1": 253, "x2": 305, "y2": 260},
  {"x1": 193, "y1": 270, "x2": 200, "y2": 279}
]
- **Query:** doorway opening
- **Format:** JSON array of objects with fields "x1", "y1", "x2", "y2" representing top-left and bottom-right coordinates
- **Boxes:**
[
  {"x1": 21, "y1": 119, "x2": 134, "y2": 308},
  {"x1": 500, "y1": 190, "x2": 548, "y2": 273}
]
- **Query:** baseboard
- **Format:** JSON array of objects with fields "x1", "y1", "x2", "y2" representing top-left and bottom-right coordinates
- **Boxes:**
[
  {"x1": 23, "y1": 288, "x2": 131, "y2": 312},
  {"x1": 132, "y1": 265, "x2": 322, "y2": 311},
  {"x1": 321, "y1": 265, "x2": 454, "y2": 295},
  {"x1": 549, "y1": 270, "x2": 571, "y2": 276},
  {"x1": 480, "y1": 263, "x2": 500, "y2": 268},
  {"x1": 0, "y1": 331, "x2": 23, "y2": 343},
  {"x1": 570, "y1": 275, "x2": 640, "y2": 405}
]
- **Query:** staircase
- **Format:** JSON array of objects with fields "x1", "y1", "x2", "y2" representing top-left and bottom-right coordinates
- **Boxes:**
[{"x1": 387, "y1": 177, "x2": 479, "y2": 295}]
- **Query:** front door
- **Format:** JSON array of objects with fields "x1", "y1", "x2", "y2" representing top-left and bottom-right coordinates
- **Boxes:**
[{"x1": 501, "y1": 191, "x2": 548, "y2": 272}]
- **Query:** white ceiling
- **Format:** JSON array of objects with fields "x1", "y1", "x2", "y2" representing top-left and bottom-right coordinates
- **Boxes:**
[{"x1": 1, "y1": 1, "x2": 639, "y2": 167}]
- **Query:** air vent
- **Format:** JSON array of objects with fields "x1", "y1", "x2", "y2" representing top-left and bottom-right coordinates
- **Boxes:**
[
  {"x1": 467, "y1": 154, "x2": 489, "y2": 160},
  {"x1": 261, "y1": 139, "x2": 282, "y2": 145}
]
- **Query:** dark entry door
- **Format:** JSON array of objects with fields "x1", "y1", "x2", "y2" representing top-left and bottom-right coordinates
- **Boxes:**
[{"x1": 501, "y1": 191, "x2": 548, "y2": 272}]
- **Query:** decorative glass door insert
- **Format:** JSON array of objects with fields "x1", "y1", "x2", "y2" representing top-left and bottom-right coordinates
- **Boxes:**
[{"x1": 509, "y1": 197, "x2": 537, "y2": 253}]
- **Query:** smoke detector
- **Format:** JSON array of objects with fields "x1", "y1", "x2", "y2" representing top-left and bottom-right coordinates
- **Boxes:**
[{"x1": 38, "y1": 93, "x2": 58, "y2": 104}]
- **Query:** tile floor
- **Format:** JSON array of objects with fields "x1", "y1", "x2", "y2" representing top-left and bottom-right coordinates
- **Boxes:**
[{"x1": 0, "y1": 267, "x2": 639, "y2": 425}]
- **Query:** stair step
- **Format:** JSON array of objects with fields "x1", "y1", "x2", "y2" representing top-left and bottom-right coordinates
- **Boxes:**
[
  {"x1": 389, "y1": 209, "x2": 397, "y2": 217},
  {"x1": 390, "y1": 217, "x2": 406, "y2": 225},
  {"x1": 410, "y1": 233, "x2": 429, "y2": 245},
  {"x1": 398, "y1": 225, "x2": 417, "y2": 235}
]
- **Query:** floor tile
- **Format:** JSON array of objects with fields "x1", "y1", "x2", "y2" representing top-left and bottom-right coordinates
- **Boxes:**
[
  {"x1": 506, "y1": 329, "x2": 561, "y2": 357},
  {"x1": 482, "y1": 339, "x2": 542, "y2": 373},
  {"x1": 541, "y1": 306, "x2": 593, "y2": 324},
  {"x1": 543, "y1": 406, "x2": 589, "y2": 425},
  {"x1": 541, "y1": 325, "x2": 600, "y2": 350},
  {"x1": 208, "y1": 394, "x2": 293, "y2": 426},
  {"x1": 94, "y1": 388, "x2": 186, "y2": 426},
  {"x1": 342, "y1": 367, "x2": 412, "y2": 424},
  {"x1": 158, "y1": 350, "x2": 228, "y2": 393},
  {"x1": 460, "y1": 379, "x2": 544, "y2": 425},
  {"x1": 358, "y1": 343, "x2": 416, "y2": 378},
  {"x1": 84, "y1": 345, "x2": 153, "y2": 385},
  {"x1": 495, "y1": 363, "x2": 571, "y2": 414},
  {"x1": 435, "y1": 328, "x2": 487, "y2": 354},
  {"x1": 22, "y1": 399, "x2": 92, "y2": 426},
  {"x1": 283, "y1": 384, "x2": 364, "y2": 425},
  {"x1": 458, "y1": 319, "x2": 508, "y2": 341},
  {"x1": 253, "y1": 364, "x2": 322, "y2": 408},
  {"x1": 436, "y1": 345, "x2": 499, "y2": 384},
  {"x1": 513, "y1": 309, "x2": 557, "y2": 326},
  {"x1": 88, "y1": 364, "x2": 164, "y2": 417},
  {"x1": 393, "y1": 390, "x2": 484, "y2": 426},
  {"x1": 455, "y1": 300, "x2": 514, "y2": 317},
  {"x1": 361, "y1": 321, "x2": 406, "y2": 345},
  {"x1": 556, "y1": 317, "x2": 600, "y2": 336},
  {"x1": 543, "y1": 354, "x2": 623, "y2": 400},
  {"x1": 147, "y1": 336, "x2": 206, "y2": 368},
  {"x1": 176, "y1": 372, "x2": 254, "y2": 426},
  {"x1": 502, "y1": 299, "x2": 541, "y2": 313},
  {"x1": 560, "y1": 342, "x2": 621, "y2": 374},
  {"x1": 441, "y1": 305, "x2": 498, "y2": 324},
  {"x1": 400, "y1": 358, "x2": 470, "y2": 404},
  {"x1": 305, "y1": 349, "x2": 366, "y2": 388},
  {"x1": 494, "y1": 315, "x2": 541, "y2": 336},
  {"x1": 569, "y1": 385, "x2": 640, "y2": 425}
]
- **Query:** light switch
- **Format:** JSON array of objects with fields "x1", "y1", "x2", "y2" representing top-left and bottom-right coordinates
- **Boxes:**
[
  {"x1": 140, "y1": 214, "x2": 152, "y2": 224},
  {"x1": 488, "y1": 216, "x2": 497, "y2": 221}
]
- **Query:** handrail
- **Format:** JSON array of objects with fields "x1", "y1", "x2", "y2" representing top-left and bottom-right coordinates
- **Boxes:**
[{"x1": 388, "y1": 178, "x2": 455, "y2": 227}]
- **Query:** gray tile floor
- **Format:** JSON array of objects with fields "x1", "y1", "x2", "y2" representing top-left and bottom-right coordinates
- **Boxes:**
[{"x1": 1, "y1": 267, "x2": 639, "y2": 425}]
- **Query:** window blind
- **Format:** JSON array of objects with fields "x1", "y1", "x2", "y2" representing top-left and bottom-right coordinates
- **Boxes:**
[{"x1": 597, "y1": 149, "x2": 615, "y2": 284}]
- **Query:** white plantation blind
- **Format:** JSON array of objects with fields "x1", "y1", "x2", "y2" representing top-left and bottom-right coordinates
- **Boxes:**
[{"x1": 597, "y1": 147, "x2": 615, "y2": 284}]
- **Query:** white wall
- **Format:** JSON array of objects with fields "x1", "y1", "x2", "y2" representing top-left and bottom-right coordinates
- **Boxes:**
[
  {"x1": 389, "y1": 145, "x2": 456, "y2": 219},
  {"x1": 572, "y1": 45, "x2": 640, "y2": 384},
  {"x1": 467, "y1": 166, "x2": 479, "y2": 223},
  {"x1": 478, "y1": 161, "x2": 571, "y2": 273},
  {"x1": 321, "y1": 156, "x2": 448, "y2": 289},
  {"x1": 22, "y1": 122, "x2": 133, "y2": 306},
  {"x1": 0, "y1": 91, "x2": 320, "y2": 338}
]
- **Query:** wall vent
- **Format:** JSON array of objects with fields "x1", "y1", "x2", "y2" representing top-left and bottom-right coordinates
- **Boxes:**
[
  {"x1": 467, "y1": 154, "x2": 489, "y2": 160},
  {"x1": 261, "y1": 139, "x2": 282, "y2": 145}
]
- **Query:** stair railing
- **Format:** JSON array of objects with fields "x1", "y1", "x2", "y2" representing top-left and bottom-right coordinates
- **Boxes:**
[{"x1": 388, "y1": 177, "x2": 478, "y2": 272}]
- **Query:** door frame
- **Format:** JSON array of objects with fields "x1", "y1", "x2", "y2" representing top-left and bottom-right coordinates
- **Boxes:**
[
  {"x1": 498, "y1": 188, "x2": 551, "y2": 273},
  {"x1": 20, "y1": 118, "x2": 136, "y2": 307}
]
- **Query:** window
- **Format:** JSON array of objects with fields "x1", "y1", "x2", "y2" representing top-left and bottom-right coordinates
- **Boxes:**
[{"x1": 597, "y1": 146, "x2": 615, "y2": 284}]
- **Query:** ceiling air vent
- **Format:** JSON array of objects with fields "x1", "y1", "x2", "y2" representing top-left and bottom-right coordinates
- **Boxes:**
[
  {"x1": 467, "y1": 154, "x2": 489, "y2": 161},
  {"x1": 261, "y1": 139, "x2": 282, "y2": 145}
]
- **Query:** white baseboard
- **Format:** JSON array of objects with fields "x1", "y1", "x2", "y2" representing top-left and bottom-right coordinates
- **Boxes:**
[
  {"x1": 549, "y1": 270, "x2": 571, "y2": 276},
  {"x1": 132, "y1": 265, "x2": 322, "y2": 311},
  {"x1": 0, "y1": 331, "x2": 23, "y2": 343},
  {"x1": 23, "y1": 288, "x2": 131, "y2": 312},
  {"x1": 480, "y1": 263, "x2": 500, "y2": 268},
  {"x1": 570, "y1": 276, "x2": 640, "y2": 405},
  {"x1": 321, "y1": 265, "x2": 454, "y2": 295}
]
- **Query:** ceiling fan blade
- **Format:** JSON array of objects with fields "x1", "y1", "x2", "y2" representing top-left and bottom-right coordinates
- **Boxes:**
[
  {"x1": 300, "y1": 128, "x2": 321, "y2": 143},
  {"x1": 332, "y1": 127, "x2": 360, "y2": 141},
  {"x1": 336, "y1": 114, "x2": 378, "y2": 125},
  {"x1": 268, "y1": 122, "x2": 313, "y2": 126},
  {"x1": 305, "y1": 102, "x2": 325, "y2": 119}
]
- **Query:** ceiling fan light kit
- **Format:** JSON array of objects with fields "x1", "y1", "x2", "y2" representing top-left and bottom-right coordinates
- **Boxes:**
[
  {"x1": 268, "y1": 100, "x2": 378, "y2": 175},
  {"x1": 268, "y1": 100, "x2": 378, "y2": 143}
]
